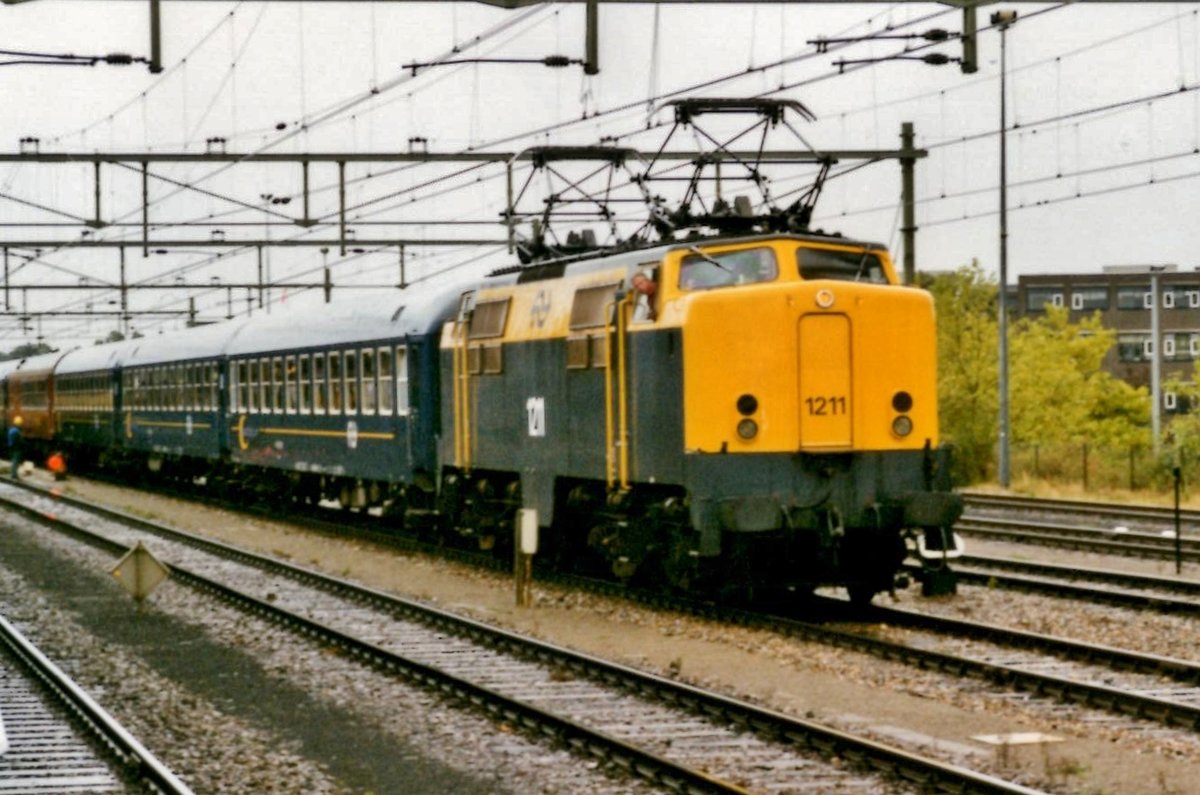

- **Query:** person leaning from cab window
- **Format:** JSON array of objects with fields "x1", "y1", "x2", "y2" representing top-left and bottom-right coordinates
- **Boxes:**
[
  {"x1": 631, "y1": 269, "x2": 658, "y2": 322},
  {"x1": 7, "y1": 416, "x2": 23, "y2": 479}
]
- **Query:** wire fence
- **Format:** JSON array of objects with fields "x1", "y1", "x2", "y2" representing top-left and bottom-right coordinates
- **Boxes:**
[{"x1": 1009, "y1": 442, "x2": 1191, "y2": 494}]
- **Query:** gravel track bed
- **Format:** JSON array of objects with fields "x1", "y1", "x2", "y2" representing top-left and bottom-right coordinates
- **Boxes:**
[
  {"x1": 30, "y1": 473, "x2": 1200, "y2": 794},
  {"x1": 0, "y1": 634, "x2": 135, "y2": 794},
  {"x1": 0, "y1": 500, "x2": 658, "y2": 795},
  {"x1": 1, "y1": 485, "x2": 926, "y2": 795}
]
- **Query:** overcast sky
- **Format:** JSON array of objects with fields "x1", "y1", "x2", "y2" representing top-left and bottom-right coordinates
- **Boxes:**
[{"x1": 1, "y1": 1, "x2": 1198, "y2": 346}]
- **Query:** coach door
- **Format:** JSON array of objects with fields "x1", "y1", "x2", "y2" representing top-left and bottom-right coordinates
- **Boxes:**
[{"x1": 798, "y1": 313, "x2": 852, "y2": 449}]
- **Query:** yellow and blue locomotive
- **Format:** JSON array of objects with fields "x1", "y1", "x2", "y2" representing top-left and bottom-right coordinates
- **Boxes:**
[{"x1": 440, "y1": 232, "x2": 961, "y2": 602}]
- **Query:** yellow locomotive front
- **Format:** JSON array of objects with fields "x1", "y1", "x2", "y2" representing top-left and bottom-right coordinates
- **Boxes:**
[{"x1": 632, "y1": 236, "x2": 961, "y2": 602}]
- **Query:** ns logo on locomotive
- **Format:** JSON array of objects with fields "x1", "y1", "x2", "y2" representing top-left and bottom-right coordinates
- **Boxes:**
[{"x1": 0, "y1": 103, "x2": 962, "y2": 606}]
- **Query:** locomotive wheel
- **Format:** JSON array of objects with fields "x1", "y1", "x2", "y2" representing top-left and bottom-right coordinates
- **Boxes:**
[
  {"x1": 846, "y1": 584, "x2": 877, "y2": 606},
  {"x1": 661, "y1": 528, "x2": 701, "y2": 593}
]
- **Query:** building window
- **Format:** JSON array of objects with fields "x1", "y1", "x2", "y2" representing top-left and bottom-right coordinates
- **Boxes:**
[
  {"x1": 1164, "y1": 285, "x2": 1199, "y2": 309},
  {"x1": 1117, "y1": 285, "x2": 1150, "y2": 310},
  {"x1": 1165, "y1": 392, "x2": 1178, "y2": 411},
  {"x1": 1025, "y1": 287, "x2": 1063, "y2": 312},
  {"x1": 1118, "y1": 334, "x2": 1148, "y2": 362},
  {"x1": 1070, "y1": 286, "x2": 1108, "y2": 311}
]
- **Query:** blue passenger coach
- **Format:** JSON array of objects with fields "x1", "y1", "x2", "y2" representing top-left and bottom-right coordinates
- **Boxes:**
[{"x1": 221, "y1": 286, "x2": 460, "y2": 508}]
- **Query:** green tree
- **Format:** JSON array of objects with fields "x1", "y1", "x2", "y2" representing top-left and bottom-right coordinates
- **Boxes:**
[
  {"x1": 925, "y1": 262, "x2": 998, "y2": 484},
  {"x1": 1, "y1": 342, "x2": 54, "y2": 361},
  {"x1": 1009, "y1": 306, "x2": 1149, "y2": 449}
]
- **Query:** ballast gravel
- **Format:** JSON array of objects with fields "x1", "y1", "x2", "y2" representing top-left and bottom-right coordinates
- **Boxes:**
[
  {"x1": 21, "y1": 472, "x2": 1200, "y2": 795},
  {"x1": 0, "y1": 506, "x2": 658, "y2": 795}
]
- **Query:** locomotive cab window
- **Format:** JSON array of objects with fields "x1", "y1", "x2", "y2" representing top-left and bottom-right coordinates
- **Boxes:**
[
  {"x1": 796, "y1": 247, "x2": 888, "y2": 284},
  {"x1": 679, "y1": 247, "x2": 778, "y2": 290}
]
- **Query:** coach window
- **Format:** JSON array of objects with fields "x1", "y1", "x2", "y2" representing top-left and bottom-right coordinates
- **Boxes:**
[
  {"x1": 239, "y1": 361, "x2": 250, "y2": 413},
  {"x1": 361, "y1": 349, "x2": 376, "y2": 415},
  {"x1": 271, "y1": 357, "x2": 284, "y2": 413},
  {"x1": 344, "y1": 351, "x2": 359, "y2": 413},
  {"x1": 329, "y1": 352, "x2": 343, "y2": 414},
  {"x1": 256, "y1": 358, "x2": 268, "y2": 414},
  {"x1": 314, "y1": 353, "x2": 327, "y2": 414},
  {"x1": 378, "y1": 347, "x2": 393, "y2": 415},
  {"x1": 230, "y1": 362, "x2": 240, "y2": 412},
  {"x1": 247, "y1": 360, "x2": 259, "y2": 413},
  {"x1": 185, "y1": 365, "x2": 195, "y2": 410},
  {"x1": 396, "y1": 346, "x2": 410, "y2": 415},
  {"x1": 297, "y1": 355, "x2": 311, "y2": 414},
  {"x1": 284, "y1": 356, "x2": 296, "y2": 413}
]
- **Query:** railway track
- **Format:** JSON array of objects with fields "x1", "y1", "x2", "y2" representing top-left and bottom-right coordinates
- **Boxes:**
[
  {"x1": 963, "y1": 492, "x2": 1200, "y2": 531},
  {"x1": 939, "y1": 555, "x2": 1200, "y2": 615},
  {"x1": 955, "y1": 515, "x2": 1200, "y2": 561},
  {"x1": 0, "y1": 605, "x2": 192, "y2": 795},
  {"x1": 960, "y1": 493, "x2": 1200, "y2": 561},
  {"x1": 0, "y1": 477, "x2": 1045, "y2": 795}
]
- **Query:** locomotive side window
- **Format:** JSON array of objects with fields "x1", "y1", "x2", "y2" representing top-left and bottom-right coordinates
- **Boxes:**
[
  {"x1": 361, "y1": 349, "x2": 376, "y2": 415},
  {"x1": 344, "y1": 351, "x2": 359, "y2": 413},
  {"x1": 299, "y1": 355, "x2": 311, "y2": 414},
  {"x1": 680, "y1": 247, "x2": 777, "y2": 290},
  {"x1": 396, "y1": 346, "x2": 409, "y2": 415},
  {"x1": 378, "y1": 347, "x2": 393, "y2": 415},
  {"x1": 468, "y1": 298, "x2": 510, "y2": 339},
  {"x1": 313, "y1": 353, "x2": 327, "y2": 414},
  {"x1": 569, "y1": 283, "x2": 620, "y2": 329},
  {"x1": 329, "y1": 353, "x2": 343, "y2": 414},
  {"x1": 796, "y1": 247, "x2": 889, "y2": 284}
]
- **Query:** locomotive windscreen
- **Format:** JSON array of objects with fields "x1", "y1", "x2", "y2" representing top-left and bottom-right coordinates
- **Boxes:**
[{"x1": 797, "y1": 248, "x2": 889, "y2": 284}]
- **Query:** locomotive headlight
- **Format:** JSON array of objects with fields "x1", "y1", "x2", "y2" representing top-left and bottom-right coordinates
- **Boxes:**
[
  {"x1": 892, "y1": 415, "x2": 913, "y2": 437},
  {"x1": 737, "y1": 418, "x2": 759, "y2": 440},
  {"x1": 736, "y1": 394, "x2": 758, "y2": 415}
]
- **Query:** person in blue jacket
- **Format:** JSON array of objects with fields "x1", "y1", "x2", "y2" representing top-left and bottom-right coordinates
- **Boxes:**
[{"x1": 7, "y1": 416, "x2": 22, "y2": 479}]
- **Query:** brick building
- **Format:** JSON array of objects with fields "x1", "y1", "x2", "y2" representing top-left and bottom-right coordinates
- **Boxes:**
[{"x1": 1017, "y1": 265, "x2": 1200, "y2": 411}]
